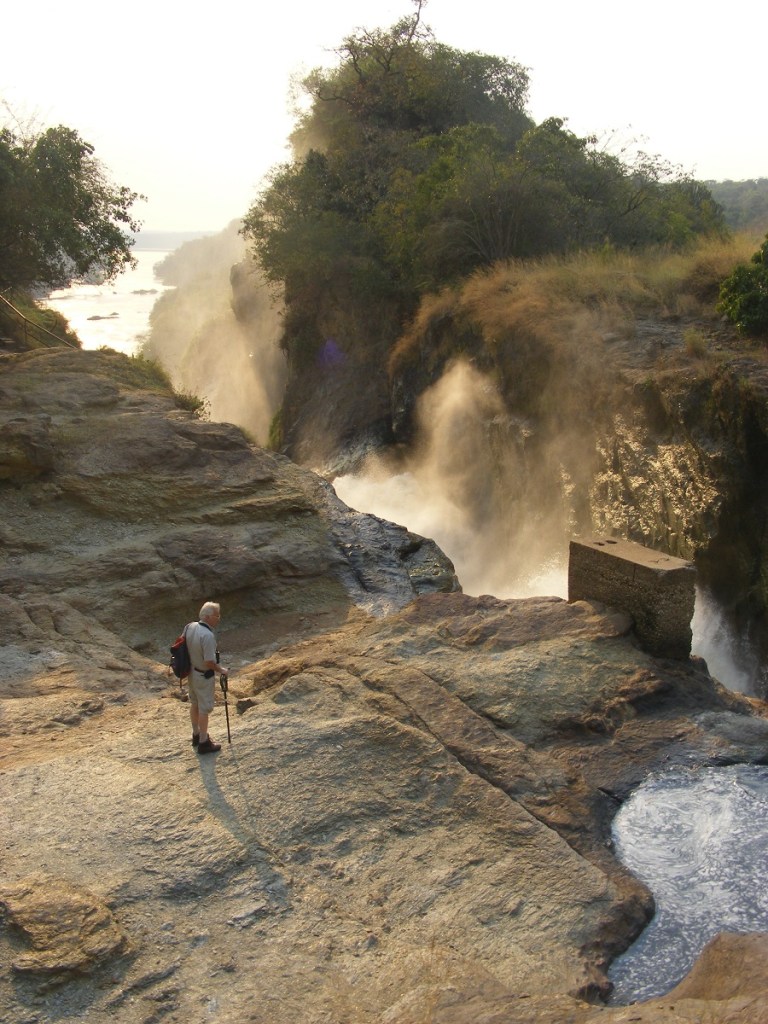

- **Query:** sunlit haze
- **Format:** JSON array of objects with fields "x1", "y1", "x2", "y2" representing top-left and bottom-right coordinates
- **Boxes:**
[{"x1": 4, "y1": 0, "x2": 765, "y2": 232}]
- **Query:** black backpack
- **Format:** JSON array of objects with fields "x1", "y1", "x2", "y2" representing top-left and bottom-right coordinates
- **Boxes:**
[{"x1": 169, "y1": 625, "x2": 192, "y2": 685}]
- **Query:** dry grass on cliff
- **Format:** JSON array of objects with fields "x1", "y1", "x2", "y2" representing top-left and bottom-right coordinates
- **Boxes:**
[
  {"x1": 460, "y1": 233, "x2": 757, "y2": 334},
  {"x1": 390, "y1": 233, "x2": 760, "y2": 377}
]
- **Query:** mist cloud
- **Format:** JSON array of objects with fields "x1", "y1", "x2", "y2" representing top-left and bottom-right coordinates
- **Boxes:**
[
  {"x1": 142, "y1": 222, "x2": 286, "y2": 444},
  {"x1": 335, "y1": 360, "x2": 570, "y2": 598}
]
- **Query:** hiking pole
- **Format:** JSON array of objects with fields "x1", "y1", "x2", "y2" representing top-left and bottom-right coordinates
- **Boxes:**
[{"x1": 220, "y1": 672, "x2": 232, "y2": 744}]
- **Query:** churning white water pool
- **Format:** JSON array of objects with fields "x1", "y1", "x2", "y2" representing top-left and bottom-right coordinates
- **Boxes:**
[{"x1": 607, "y1": 764, "x2": 768, "y2": 1003}]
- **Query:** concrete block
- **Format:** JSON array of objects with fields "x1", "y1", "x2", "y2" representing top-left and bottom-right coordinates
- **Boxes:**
[{"x1": 568, "y1": 537, "x2": 696, "y2": 660}]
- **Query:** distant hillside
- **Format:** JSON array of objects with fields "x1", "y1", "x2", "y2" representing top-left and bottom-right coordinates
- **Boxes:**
[
  {"x1": 708, "y1": 178, "x2": 768, "y2": 234},
  {"x1": 133, "y1": 229, "x2": 216, "y2": 252}
]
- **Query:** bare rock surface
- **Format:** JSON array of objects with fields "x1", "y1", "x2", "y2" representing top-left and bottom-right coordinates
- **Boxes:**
[{"x1": 1, "y1": 346, "x2": 768, "y2": 1022}]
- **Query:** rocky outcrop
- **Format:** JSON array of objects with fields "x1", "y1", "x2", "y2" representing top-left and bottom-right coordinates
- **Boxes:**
[
  {"x1": 2, "y1": 344, "x2": 768, "y2": 1023},
  {"x1": 666, "y1": 932, "x2": 768, "y2": 1002},
  {"x1": 0, "y1": 345, "x2": 457, "y2": 645},
  {"x1": 591, "y1": 349, "x2": 768, "y2": 684}
]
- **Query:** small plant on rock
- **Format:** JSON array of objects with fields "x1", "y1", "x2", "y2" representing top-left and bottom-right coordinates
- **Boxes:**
[{"x1": 174, "y1": 391, "x2": 209, "y2": 418}]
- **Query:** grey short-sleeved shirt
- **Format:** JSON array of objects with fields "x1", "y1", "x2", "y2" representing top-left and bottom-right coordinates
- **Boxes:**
[
  {"x1": 186, "y1": 621, "x2": 217, "y2": 714},
  {"x1": 187, "y1": 621, "x2": 216, "y2": 672}
]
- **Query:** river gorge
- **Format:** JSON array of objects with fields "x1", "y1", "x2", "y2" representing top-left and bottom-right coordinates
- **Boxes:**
[
  {"x1": 10, "y1": 229, "x2": 766, "y2": 1022},
  {"x1": 136, "y1": 229, "x2": 768, "y2": 698}
]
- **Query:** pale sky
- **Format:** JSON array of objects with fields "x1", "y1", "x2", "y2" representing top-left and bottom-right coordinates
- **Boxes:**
[{"x1": 3, "y1": 0, "x2": 765, "y2": 232}]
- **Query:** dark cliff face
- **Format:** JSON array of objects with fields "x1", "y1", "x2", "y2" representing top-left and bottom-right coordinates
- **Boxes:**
[
  {"x1": 273, "y1": 294, "x2": 404, "y2": 474},
  {"x1": 588, "y1": 355, "x2": 768, "y2": 690},
  {"x1": 268, "y1": 301, "x2": 768, "y2": 693},
  {"x1": 278, "y1": 343, "x2": 394, "y2": 474}
]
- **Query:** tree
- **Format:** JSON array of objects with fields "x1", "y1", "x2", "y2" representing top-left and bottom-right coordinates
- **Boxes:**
[
  {"x1": 243, "y1": 5, "x2": 532, "y2": 308},
  {"x1": 708, "y1": 178, "x2": 768, "y2": 233},
  {"x1": 371, "y1": 125, "x2": 543, "y2": 286},
  {"x1": 293, "y1": 4, "x2": 530, "y2": 158},
  {"x1": 242, "y1": 4, "x2": 727, "y2": 373},
  {"x1": 0, "y1": 119, "x2": 143, "y2": 293}
]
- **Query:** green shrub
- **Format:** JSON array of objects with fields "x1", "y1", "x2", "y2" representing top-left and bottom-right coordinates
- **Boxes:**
[
  {"x1": 717, "y1": 235, "x2": 768, "y2": 336},
  {"x1": 0, "y1": 291, "x2": 82, "y2": 350},
  {"x1": 173, "y1": 390, "x2": 209, "y2": 418}
]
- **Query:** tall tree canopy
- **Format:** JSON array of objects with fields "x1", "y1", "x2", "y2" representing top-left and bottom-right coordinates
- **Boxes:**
[
  {"x1": 243, "y1": 3, "x2": 533, "y2": 299},
  {"x1": 242, "y1": 2, "x2": 725, "y2": 365},
  {"x1": 0, "y1": 119, "x2": 142, "y2": 293}
]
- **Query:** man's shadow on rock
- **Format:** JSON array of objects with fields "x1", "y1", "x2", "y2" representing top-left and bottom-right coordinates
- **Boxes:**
[{"x1": 195, "y1": 735, "x2": 285, "y2": 889}]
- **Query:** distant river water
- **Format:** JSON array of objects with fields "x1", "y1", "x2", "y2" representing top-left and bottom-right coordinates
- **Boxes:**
[
  {"x1": 45, "y1": 245, "x2": 172, "y2": 354},
  {"x1": 43, "y1": 230, "x2": 217, "y2": 353}
]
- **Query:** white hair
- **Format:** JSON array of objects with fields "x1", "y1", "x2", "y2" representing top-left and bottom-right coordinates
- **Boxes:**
[{"x1": 199, "y1": 601, "x2": 220, "y2": 621}]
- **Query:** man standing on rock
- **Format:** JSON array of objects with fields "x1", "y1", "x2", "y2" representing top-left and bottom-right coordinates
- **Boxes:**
[{"x1": 186, "y1": 601, "x2": 229, "y2": 754}]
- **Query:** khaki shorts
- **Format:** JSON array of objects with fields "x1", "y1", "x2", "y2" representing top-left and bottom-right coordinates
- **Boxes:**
[{"x1": 188, "y1": 670, "x2": 215, "y2": 714}]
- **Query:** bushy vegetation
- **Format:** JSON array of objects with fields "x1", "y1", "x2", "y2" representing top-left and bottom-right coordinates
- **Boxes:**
[
  {"x1": 717, "y1": 235, "x2": 768, "y2": 336},
  {"x1": 242, "y1": 2, "x2": 726, "y2": 374},
  {"x1": 0, "y1": 113, "x2": 142, "y2": 293}
]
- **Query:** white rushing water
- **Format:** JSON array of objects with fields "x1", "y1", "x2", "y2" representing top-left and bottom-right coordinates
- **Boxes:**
[{"x1": 608, "y1": 764, "x2": 768, "y2": 1003}]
